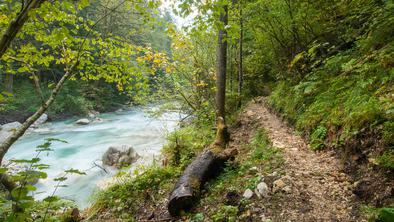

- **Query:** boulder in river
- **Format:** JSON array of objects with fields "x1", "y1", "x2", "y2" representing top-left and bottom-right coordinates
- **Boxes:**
[
  {"x1": 31, "y1": 113, "x2": 48, "y2": 128},
  {"x1": 0, "y1": 121, "x2": 22, "y2": 142},
  {"x1": 102, "y1": 145, "x2": 139, "y2": 168},
  {"x1": 88, "y1": 110, "x2": 99, "y2": 118},
  {"x1": 75, "y1": 118, "x2": 90, "y2": 125}
]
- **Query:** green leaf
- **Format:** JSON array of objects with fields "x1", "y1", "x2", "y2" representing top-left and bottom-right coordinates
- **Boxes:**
[
  {"x1": 64, "y1": 168, "x2": 86, "y2": 175},
  {"x1": 43, "y1": 196, "x2": 60, "y2": 203},
  {"x1": 0, "y1": 167, "x2": 7, "y2": 174},
  {"x1": 54, "y1": 176, "x2": 67, "y2": 182},
  {"x1": 25, "y1": 184, "x2": 37, "y2": 191}
]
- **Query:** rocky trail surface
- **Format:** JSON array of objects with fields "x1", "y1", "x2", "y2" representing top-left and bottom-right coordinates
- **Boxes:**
[{"x1": 234, "y1": 97, "x2": 364, "y2": 221}]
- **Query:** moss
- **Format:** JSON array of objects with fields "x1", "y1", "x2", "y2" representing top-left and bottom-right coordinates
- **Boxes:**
[
  {"x1": 363, "y1": 205, "x2": 394, "y2": 222},
  {"x1": 377, "y1": 149, "x2": 394, "y2": 169},
  {"x1": 211, "y1": 205, "x2": 238, "y2": 222},
  {"x1": 382, "y1": 121, "x2": 394, "y2": 146}
]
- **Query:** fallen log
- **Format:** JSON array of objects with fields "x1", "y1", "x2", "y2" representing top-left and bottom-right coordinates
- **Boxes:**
[{"x1": 168, "y1": 118, "x2": 236, "y2": 216}]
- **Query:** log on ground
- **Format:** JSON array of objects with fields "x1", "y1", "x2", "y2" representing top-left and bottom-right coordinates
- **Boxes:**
[{"x1": 167, "y1": 146, "x2": 236, "y2": 216}]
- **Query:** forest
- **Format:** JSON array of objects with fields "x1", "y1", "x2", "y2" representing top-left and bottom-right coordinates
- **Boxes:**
[{"x1": 0, "y1": 0, "x2": 393, "y2": 221}]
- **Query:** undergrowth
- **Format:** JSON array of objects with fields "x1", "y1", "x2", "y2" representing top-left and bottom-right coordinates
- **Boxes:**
[
  {"x1": 88, "y1": 122, "x2": 215, "y2": 221},
  {"x1": 268, "y1": 40, "x2": 394, "y2": 170}
]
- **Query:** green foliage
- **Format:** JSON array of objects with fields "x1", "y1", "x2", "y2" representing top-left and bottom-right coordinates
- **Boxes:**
[
  {"x1": 163, "y1": 122, "x2": 214, "y2": 167},
  {"x1": 191, "y1": 129, "x2": 283, "y2": 220},
  {"x1": 310, "y1": 126, "x2": 327, "y2": 150},
  {"x1": 0, "y1": 138, "x2": 83, "y2": 221},
  {"x1": 377, "y1": 149, "x2": 394, "y2": 170},
  {"x1": 91, "y1": 165, "x2": 180, "y2": 219},
  {"x1": 364, "y1": 206, "x2": 394, "y2": 222},
  {"x1": 211, "y1": 205, "x2": 238, "y2": 222}
]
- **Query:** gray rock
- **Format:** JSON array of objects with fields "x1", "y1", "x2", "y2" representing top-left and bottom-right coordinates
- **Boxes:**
[
  {"x1": 249, "y1": 166, "x2": 258, "y2": 173},
  {"x1": 102, "y1": 145, "x2": 139, "y2": 168},
  {"x1": 31, "y1": 113, "x2": 48, "y2": 129},
  {"x1": 243, "y1": 189, "x2": 254, "y2": 199},
  {"x1": 88, "y1": 110, "x2": 100, "y2": 118},
  {"x1": 0, "y1": 121, "x2": 22, "y2": 142},
  {"x1": 255, "y1": 182, "x2": 269, "y2": 198},
  {"x1": 75, "y1": 118, "x2": 90, "y2": 125},
  {"x1": 34, "y1": 113, "x2": 48, "y2": 125},
  {"x1": 2, "y1": 122, "x2": 22, "y2": 131},
  {"x1": 282, "y1": 186, "x2": 292, "y2": 194}
]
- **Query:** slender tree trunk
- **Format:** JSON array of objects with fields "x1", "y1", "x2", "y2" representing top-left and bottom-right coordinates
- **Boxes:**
[
  {"x1": 228, "y1": 43, "x2": 233, "y2": 92},
  {"x1": 168, "y1": 3, "x2": 232, "y2": 216},
  {"x1": 0, "y1": 0, "x2": 46, "y2": 59},
  {"x1": 237, "y1": 0, "x2": 243, "y2": 107},
  {"x1": 4, "y1": 73, "x2": 13, "y2": 93},
  {"x1": 216, "y1": 4, "x2": 228, "y2": 124}
]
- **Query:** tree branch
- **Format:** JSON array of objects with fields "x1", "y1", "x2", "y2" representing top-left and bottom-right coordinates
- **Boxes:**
[{"x1": 0, "y1": 0, "x2": 46, "y2": 59}]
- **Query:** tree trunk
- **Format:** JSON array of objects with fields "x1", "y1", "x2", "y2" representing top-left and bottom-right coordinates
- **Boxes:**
[
  {"x1": 168, "y1": 4, "x2": 231, "y2": 216},
  {"x1": 4, "y1": 73, "x2": 13, "y2": 93},
  {"x1": 216, "y1": 4, "x2": 228, "y2": 121},
  {"x1": 237, "y1": 0, "x2": 243, "y2": 107}
]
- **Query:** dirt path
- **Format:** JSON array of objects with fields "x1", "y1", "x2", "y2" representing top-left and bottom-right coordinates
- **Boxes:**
[{"x1": 237, "y1": 97, "x2": 363, "y2": 221}]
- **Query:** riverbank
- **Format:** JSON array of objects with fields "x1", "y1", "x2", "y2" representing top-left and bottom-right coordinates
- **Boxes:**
[{"x1": 2, "y1": 106, "x2": 180, "y2": 209}]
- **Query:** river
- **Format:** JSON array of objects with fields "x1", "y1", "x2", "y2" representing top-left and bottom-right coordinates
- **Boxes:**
[{"x1": 4, "y1": 107, "x2": 180, "y2": 208}]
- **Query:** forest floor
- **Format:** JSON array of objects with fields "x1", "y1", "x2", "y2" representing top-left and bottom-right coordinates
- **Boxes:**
[
  {"x1": 225, "y1": 97, "x2": 364, "y2": 221},
  {"x1": 94, "y1": 97, "x2": 368, "y2": 221}
]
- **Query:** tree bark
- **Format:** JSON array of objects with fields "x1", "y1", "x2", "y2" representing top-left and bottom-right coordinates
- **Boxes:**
[
  {"x1": 237, "y1": 0, "x2": 243, "y2": 107},
  {"x1": 4, "y1": 73, "x2": 13, "y2": 93},
  {"x1": 216, "y1": 4, "x2": 228, "y2": 121},
  {"x1": 0, "y1": 0, "x2": 46, "y2": 59}
]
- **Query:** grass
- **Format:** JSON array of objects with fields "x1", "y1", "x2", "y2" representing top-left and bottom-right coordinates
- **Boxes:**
[{"x1": 362, "y1": 205, "x2": 394, "y2": 222}]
